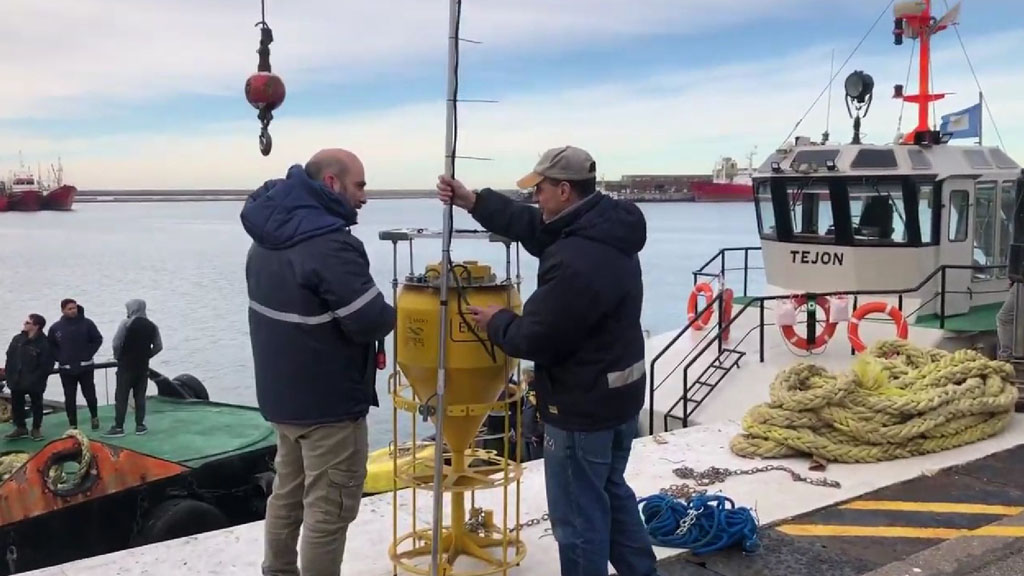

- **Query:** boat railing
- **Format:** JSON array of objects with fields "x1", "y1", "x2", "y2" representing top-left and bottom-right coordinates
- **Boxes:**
[
  {"x1": 0, "y1": 360, "x2": 194, "y2": 406},
  {"x1": 649, "y1": 262, "x2": 1009, "y2": 433},
  {"x1": 691, "y1": 246, "x2": 764, "y2": 298}
]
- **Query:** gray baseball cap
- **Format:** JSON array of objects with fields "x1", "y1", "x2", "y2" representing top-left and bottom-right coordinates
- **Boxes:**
[{"x1": 515, "y1": 145, "x2": 597, "y2": 190}]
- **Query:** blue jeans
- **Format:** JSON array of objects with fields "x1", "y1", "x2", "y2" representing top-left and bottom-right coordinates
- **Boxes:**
[{"x1": 544, "y1": 417, "x2": 659, "y2": 576}]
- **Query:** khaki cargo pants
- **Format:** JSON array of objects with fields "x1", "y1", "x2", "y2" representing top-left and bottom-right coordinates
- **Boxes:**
[{"x1": 262, "y1": 418, "x2": 368, "y2": 576}]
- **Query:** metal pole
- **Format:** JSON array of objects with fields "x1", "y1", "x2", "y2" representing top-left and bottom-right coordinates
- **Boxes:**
[
  {"x1": 429, "y1": 0, "x2": 461, "y2": 573},
  {"x1": 1013, "y1": 284, "x2": 1024, "y2": 359}
]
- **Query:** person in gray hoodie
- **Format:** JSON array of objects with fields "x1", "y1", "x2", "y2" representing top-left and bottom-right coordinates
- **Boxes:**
[{"x1": 105, "y1": 299, "x2": 163, "y2": 437}]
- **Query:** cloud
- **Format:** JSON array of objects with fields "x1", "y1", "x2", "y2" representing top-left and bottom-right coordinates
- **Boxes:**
[
  {"x1": 1, "y1": 2, "x2": 1021, "y2": 189},
  {"x1": 1, "y1": 0, "x2": 824, "y2": 119}
]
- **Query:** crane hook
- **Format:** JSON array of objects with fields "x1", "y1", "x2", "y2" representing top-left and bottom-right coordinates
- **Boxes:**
[{"x1": 245, "y1": 3, "x2": 285, "y2": 157}]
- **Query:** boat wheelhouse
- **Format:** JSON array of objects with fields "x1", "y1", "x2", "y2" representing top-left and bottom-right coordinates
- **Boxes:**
[{"x1": 753, "y1": 138, "x2": 1022, "y2": 321}]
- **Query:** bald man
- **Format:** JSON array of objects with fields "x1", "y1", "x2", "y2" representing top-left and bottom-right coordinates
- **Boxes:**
[{"x1": 240, "y1": 149, "x2": 395, "y2": 576}]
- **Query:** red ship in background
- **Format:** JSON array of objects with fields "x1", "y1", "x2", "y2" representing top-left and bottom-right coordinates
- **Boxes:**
[
  {"x1": 0, "y1": 155, "x2": 77, "y2": 212},
  {"x1": 690, "y1": 148, "x2": 757, "y2": 202}
]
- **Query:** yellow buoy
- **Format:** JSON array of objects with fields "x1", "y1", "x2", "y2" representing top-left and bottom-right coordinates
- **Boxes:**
[
  {"x1": 397, "y1": 260, "x2": 521, "y2": 454},
  {"x1": 388, "y1": 260, "x2": 527, "y2": 575}
]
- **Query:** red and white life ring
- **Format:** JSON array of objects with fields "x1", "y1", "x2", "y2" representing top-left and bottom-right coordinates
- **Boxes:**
[
  {"x1": 848, "y1": 301, "x2": 909, "y2": 353},
  {"x1": 780, "y1": 295, "x2": 839, "y2": 351}
]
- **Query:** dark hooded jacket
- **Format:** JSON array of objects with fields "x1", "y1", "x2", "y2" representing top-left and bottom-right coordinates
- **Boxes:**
[
  {"x1": 4, "y1": 331, "x2": 55, "y2": 393},
  {"x1": 473, "y1": 189, "x2": 647, "y2": 432},
  {"x1": 47, "y1": 304, "x2": 104, "y2": 374},
  {"x1": 112, "y1": 299, "x2": 163, "y2": 372},
  {"x1": 240, "y1": 164, "x2": 395, "y2": 425}
]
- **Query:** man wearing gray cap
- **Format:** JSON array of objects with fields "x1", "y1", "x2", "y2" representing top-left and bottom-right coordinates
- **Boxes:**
[{"x1": 437, "y1": 145, "x2": 659, "y2": 576}]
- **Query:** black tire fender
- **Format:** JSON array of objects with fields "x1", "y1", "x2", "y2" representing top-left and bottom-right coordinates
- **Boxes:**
[
  {"x1": 171, "y1": 374, "x2": 210, "y2": 401},
  {"x1": 132, "y1": 498, "x2": 229, "y2": 546}
]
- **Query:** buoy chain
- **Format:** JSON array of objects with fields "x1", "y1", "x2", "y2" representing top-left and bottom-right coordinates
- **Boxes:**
[
  {"x1": 659, "y1": 483, "x2": 707, "y2": 501},
  {"x1": 675, "y1": 464, "x2": 843, "y2": 489},
  {"x1": 511, "y1": 511, "x2": 549, "y2": 532},
  {"x1": 464, "y1": 507, "x2": 487, "y2": 535},
  {"x1": 665, "y1": 464, "x2": 842, "y2": 495}
]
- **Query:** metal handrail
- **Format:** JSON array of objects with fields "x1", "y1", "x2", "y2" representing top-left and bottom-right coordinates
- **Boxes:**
[
  {"x1": 649, "y1": 260, "x2": 1009, "y2": 432},
  {"x1": 691, "y1": 246, "x2": 763, "y2": 298},
  {"x1": 646, "y1": 292, "x2": 722, "y2": 433},
  {"x1": 0, "y1": 360, "x2": 186, "y2": 399}
]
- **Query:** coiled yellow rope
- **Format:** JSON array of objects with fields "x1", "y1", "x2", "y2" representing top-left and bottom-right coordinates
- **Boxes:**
[
  {"x1": 0, "y1": 428, "x2": 93, "y2": 487},
  {"x1": 0, "y1": 451, "x2": 28, "y2": 482},
  {"x1": 730, "y1": 340, "x2": 1019, "y2": 463}
]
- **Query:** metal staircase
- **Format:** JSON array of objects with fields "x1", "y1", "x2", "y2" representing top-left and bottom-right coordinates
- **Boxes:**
[{"x1": 684, "y1": 347, "x2": 746, "y2": 421}]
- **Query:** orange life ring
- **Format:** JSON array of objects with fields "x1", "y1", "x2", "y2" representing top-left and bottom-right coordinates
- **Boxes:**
[
  {"x1": 687, "y1": 282, "x2": 715, "y2": 330},
  {"x1": 848, "y1": 301, "x2": 908, "y2": 353},
  {"x1": 780, "y1": 295, "x2": 838, "y2": 351},
  {"x1": 721, "y1": 288, "x2": 734, "y2": 341}
]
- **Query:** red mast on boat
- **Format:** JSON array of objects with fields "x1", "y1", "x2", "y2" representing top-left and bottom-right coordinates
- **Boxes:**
[{"x1": 893, "y1": 0, "x2": 961, "y2": 145}]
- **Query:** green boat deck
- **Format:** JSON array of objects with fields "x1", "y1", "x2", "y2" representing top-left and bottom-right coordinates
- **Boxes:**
[
  {"x1": 0, "y1": 396, "x2": 276, "y2": 468},
  {"x1": 913, "y1": 301, "x2": 1001, "y2": 332}
]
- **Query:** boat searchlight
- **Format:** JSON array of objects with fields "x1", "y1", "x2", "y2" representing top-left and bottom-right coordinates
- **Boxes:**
[
  {"x1": 844, "y1": 70, "x2": 874, "y2": 145},
  {"x1": 844, "y1": 70, "x2": 874, "y2": 103}
]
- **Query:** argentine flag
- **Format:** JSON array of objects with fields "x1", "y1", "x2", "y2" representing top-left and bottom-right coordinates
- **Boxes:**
[{"x1": 939, "y1": 102, "x2": 982, "y2": 140}]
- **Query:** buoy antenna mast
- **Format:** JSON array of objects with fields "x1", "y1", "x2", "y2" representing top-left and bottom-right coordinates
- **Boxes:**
[{"x1": 430, "y1": 0, "x2": 463, "y2": 573}]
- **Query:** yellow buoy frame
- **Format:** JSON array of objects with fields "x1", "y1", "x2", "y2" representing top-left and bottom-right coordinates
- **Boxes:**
[{"x1": 388, "y1": 258, "x2": 528, "y2": 576}]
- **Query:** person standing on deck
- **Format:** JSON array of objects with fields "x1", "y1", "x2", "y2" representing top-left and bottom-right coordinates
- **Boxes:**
[
  {"x1": 48, "y1": 299, "x2": 104, "y2": 430},
  {"x1": 4, "y1": 314, "x2": 55, "y2": 441},
  {"x1": 435, "y1": 145, "x2": 660, "y2": 576},
  {"x1": 105, "y1": 299, "x2": 163, "y2": 437},
  {"x1": 240, "y1": 148, "x2": 395, "y2": 576}
]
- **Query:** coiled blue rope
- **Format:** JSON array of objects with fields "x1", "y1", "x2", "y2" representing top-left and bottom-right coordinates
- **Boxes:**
[{"x1": 637, "y1": 492, "x2": 761, "y2": 556}]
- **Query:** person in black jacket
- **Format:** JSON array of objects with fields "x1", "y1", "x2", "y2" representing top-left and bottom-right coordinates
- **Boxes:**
[
  {"x1": 104, "y1": 298, "x2": 162, "y2": 437},
  {"x1": 436, "y1": 145, "x2": 659, "y2": 576},
  {"x1": 4, "y1": 314, "x2": 55, "y2": 441},
  {"x1": 48, "y1": 299, "x2": 104, "y2": 430},
  {"x1": 240, "y1": 148, "x2": 395, "y2": 576}
]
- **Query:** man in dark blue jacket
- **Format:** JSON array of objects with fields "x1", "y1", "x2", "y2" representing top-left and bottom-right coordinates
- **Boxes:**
[
  {"x1": 48, "y1": 299, "x2": 104, "y2": 430},
  {"x1": 240, "y1": 148, "x2": 395, "y2": 576},
  {"x1": 436, "y1": 145, "x2": 659, "y2": 576}
]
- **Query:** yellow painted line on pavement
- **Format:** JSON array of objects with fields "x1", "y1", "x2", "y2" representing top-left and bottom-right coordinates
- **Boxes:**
[
  {"x1": 778, "y1": 524, "x2": 1024, "y2": 539},
  {"x1": 839, "y1": 500, "x2": 1024, "y2": 516}
]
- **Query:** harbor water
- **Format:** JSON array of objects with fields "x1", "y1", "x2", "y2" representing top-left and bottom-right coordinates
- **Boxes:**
[{"x1": 0, "y1": 197, "x2": 763, "y2": 448}]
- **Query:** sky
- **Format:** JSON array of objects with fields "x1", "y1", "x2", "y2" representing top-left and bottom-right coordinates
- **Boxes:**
[{"x1": 1, "y1": 0, "x2": 1022, "y2": 190}]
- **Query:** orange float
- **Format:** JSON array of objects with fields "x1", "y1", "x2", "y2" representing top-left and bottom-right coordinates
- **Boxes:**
[
  {"x1": 780, "y1": 295, "x2": 839, "y2": 351},
  {"x1": 847, "y1": 301, "x2": 909, "y2": 353},
  {"x1": 721, "y1": 288, "x2": 735, "y2": 340},
  {"x1": 687, "y1": 282, "x2": 715, "y2": 330}
]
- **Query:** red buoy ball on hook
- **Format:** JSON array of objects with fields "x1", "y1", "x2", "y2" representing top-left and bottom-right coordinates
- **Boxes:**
[{"x1": 245, "y1": 72, "x2": 286, "y2": 112}]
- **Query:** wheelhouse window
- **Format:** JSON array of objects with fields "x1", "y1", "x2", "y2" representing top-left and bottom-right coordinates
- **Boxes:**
[
  {"x1": 848, "y1": 180, "x2": 908, "y2": 245},
  {"x1": 755, "y1": 175, "x2": 936, "y2": 247},
  {"x1": 948, "y1": 190, "x2": 969, "y2": 242},
  {"x1": 972, "y1": 180, "x2": 1017, "y2": 281},
  {"x1": 788, "y1": 181, "x2": 835, "y2": 241},
  {"x1": 755, "y1": 181, "x2": 777, "y2": 238}
]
